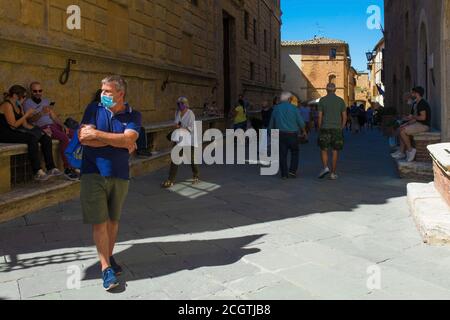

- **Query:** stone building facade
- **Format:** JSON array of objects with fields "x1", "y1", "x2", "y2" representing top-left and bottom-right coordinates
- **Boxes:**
[
  {"x1": 384, "y1": 0, "x2": 449, "y2": 141},
  {"x1": 355, "y1": 71, "x2": 371, "y2": 107},
  {"x1": 0, "y1": 0, "x2": 281, "y2": 124},
  {"x1": 281, "y1": 37, "x2": 353, "y2": 105},
  {"x1": 367, "y1": 38, "x2": 385, "y2": 108},
  {"x1": 348, "y1": 67, "x2": 357, "y2": 106}
]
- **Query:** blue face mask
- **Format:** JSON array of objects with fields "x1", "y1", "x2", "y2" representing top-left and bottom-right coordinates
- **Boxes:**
[{"x1": 101, "y1": 95, "x2": 116, "y2": 109}]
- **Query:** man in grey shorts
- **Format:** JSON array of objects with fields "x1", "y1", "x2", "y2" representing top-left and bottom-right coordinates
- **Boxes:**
[{"x1": 79, "y1": 75, "x2": 141, "y2": 291}]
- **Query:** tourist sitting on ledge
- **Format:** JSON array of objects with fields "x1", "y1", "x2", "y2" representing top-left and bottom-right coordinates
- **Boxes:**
[
  {"x1": 203, "y1": 101, "x2": 220, "y2": 117},
  {"x1": 391, "y1": 86, "x2": 431, "y2": 162}
]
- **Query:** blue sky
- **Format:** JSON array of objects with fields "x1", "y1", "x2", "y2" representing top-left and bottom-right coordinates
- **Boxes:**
[{"x1": 281, "y1": 0, "x2": 385, "y2": 72}]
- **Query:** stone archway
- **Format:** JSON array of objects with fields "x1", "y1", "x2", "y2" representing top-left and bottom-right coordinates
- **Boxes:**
[{"x1": 328, "y1": 74, "x2": 337, "y2": 84}]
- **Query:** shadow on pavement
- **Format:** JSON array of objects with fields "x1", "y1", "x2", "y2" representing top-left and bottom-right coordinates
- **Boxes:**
[
  {"x1": 82, "y1": 235, "x2": 263, "y2": 289},
  {"x1": 0, "y1": 131, "x2": 408, "y2": 280}
]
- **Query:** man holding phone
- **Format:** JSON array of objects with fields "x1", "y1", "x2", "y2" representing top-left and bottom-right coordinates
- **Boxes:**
[{"x1": 24, "y1": 81, "x2": 79, "y2": 181}]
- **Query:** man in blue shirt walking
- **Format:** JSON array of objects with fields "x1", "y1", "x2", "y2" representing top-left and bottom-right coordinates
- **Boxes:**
[
  {"x1": 269, "y1": 92, "x2": 307, "y2": 179},
  {"x1": 79, "y1": 75, "x2": 141, "y2": 291}
]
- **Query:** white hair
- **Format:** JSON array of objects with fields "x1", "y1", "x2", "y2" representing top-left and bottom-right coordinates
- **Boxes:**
[
  {"x1": 280, "y1": 91, "x2": 293, "y2": 102},
  {"x1": 102, "y1": 75, "x2": 127, "y2": 95}
]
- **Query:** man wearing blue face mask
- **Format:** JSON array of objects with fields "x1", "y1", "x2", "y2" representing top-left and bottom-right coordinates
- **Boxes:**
[{"x1": 78, "y1": 75, "x2": 141, "y2": 291}]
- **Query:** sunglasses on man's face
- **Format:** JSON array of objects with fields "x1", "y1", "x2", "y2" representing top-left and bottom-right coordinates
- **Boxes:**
[{"x1": 33, "y1": 90, "x2": 43, "y2": 93}]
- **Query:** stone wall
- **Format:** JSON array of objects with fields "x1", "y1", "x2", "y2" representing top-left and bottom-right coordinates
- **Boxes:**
[
  {"x1": 0, "y1": 0, "x2": 281, "y2": 124},
  {"x1": 355, "y1": 72, "x2": 370, "y2": 107},
  {"x1": 384, "y1": 0, "x2": 449, "y2": 141}
]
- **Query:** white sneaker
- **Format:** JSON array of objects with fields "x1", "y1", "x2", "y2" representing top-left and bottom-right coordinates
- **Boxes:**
[
  {"x1": 391, "y1": 150, "x2": 402, "y2": 158},
  {"x1": 34, "y1": 169, "x2": 49, "y2": 181},
  {"x1": 48, "y1": 168, "x2": 63, "y2": 177},
  {"x1": 406, "y1": 149, "x2": 417, "y2": 162},
  {"x1": 330, "y1": 173, "x2": 339, "y2": 180},
  {"x1": 318, "y1": 167, "x2": 330, "y2": 179},
  {"x1": 392, "y1": 152, "x2": 406, "y2": 160}
]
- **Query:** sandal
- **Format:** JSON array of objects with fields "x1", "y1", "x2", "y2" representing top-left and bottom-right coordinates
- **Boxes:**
[
  {"x1": 161, "y1": 180, "x2": 174, "y2": 188},
  {"x1": 192, "y1": 177, "x2": 200, "y2": 185}
]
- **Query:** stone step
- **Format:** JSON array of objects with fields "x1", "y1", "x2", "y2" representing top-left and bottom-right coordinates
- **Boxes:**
[
  {"x1": 0, "y1": 150, "x2": 172, "y2": 224},
  {"x1": 407, "y1": 182, "x2": 450, "y2": 245},
  {"x1": 396, "y1": 159, "x2": 433, "y2": 181}
]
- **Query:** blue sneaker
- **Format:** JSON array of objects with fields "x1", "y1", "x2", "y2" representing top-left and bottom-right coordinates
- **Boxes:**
[
  {"x1": 110, "y1": 256, "x2": 123, "y2": 276},
  {"x1": 102, "y1": 267, "x2": 119, "y2": 291}
]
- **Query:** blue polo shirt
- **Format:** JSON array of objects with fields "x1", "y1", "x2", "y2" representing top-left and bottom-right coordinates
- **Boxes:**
[
  {"x1": 269, "y1": 102, "x2": 305, "y2": 132},
  {"x1": 80, "y1": 102, "x2": 142, "y2": 180}
]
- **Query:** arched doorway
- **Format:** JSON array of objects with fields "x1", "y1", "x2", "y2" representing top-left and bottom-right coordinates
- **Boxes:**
[
  {"x1": 328, "y1": 74, "x2": 336, "y2": 84},
  {"x1": 418, "y1": 22, "x2": 428, "y2": 99}
]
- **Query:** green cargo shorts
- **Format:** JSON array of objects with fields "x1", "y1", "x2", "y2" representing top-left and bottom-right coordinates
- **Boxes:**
[
  {"x1": 318, "y1": 129, "x2": 345, "y2": 151},
  {"x1": 80, "y1": 174, "x2": 130, "y2": 225}
]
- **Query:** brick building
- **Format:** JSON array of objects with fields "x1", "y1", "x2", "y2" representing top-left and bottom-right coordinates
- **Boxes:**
[
  {"x1": 280, "y1": 37, "x2": 353, "y2": 105},
  {"x1": 355, "y1": 71, "x2": 371, "y2": 107},
  {"x1": 384, "y1": 0, "x2": 449, "y2": 141},
  {"x1": 0, "y1": 0, "x2": 281, "y2": 124}
]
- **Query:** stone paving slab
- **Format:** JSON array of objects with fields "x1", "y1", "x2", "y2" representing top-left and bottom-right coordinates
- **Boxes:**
[
  {"x1": 1, "y1": 131, "x2": 450, "y2": 299},
  {"x1": 0, "y1": 280, "x2": 21, "y2": 300},
  {"x1": 276, "y1": 263, "x2": 371, "y2": 299}
]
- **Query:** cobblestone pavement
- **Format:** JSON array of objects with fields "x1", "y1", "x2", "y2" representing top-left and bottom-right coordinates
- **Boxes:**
[{"x1": 1, "y1": 129, "x2": 450, "y2": 300}]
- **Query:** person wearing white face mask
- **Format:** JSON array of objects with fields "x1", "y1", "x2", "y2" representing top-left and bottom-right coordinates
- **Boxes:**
[
  {"x1": 0, "y1": 85, "x2": 61, "y2": 181},
  {"x1": 161, "y1": 97, "x2": 199, "y2": 188}
]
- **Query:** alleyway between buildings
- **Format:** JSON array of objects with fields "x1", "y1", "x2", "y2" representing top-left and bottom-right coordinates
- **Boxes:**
[{"x1": 2, "y1": 130, "x2": 450, "y2": 300}]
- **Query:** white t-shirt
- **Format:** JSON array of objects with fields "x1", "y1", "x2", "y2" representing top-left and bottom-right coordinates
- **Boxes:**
[{"x1": 171, "y1": 109, "x2": 198, "y2": 147}]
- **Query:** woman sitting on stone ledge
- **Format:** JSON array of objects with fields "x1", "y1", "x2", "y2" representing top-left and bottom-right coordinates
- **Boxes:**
[{"x1": 0, "y1": 85, "x2": 62, "y2": 181}]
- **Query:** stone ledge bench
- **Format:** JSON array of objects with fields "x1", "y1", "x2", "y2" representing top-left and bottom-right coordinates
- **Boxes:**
[
  {"x1": 396, "y1": 129, "x2": 441, "y2": 180},
  {"x1": 143, "y1": 116, "x2": 225, "y2": 154},
  {"x1": 412, "y1": 130, "x2": 441, "y2": 162},
  {"x1": 0, "y1": 141, "x2": 62, "y2": 195}
]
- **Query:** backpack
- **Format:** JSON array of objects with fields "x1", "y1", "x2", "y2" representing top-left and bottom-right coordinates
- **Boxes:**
[
  {"x1": 64, "y1": 130, "x2": 83, "y2": 169},
  {"x1": 64, "y1": 117, "x2": 80, "y2": 130}
]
